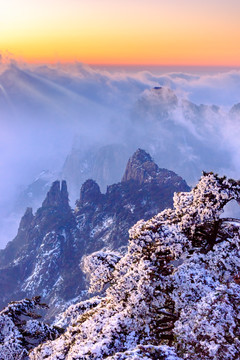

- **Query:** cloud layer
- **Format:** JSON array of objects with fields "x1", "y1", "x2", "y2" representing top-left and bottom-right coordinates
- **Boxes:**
[{"x1": 0, "y1": 61, "x2": 240, "y2": 247}]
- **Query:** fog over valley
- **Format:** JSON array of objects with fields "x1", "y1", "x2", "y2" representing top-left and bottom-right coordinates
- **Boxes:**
[{"x1": 0, "y1": 61, "x2": 240, "y2": 247}]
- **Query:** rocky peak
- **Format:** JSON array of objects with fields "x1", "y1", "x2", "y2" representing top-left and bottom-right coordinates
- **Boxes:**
[
  {"x1": 121, "y1": 149, "x2": 158, "y2": 184},
  {"x1": 60, "y1": 180, "x2": 68, "y2": 205},
  {"x1": 79, "y1": 179, "x2": 102, "y2": 206},
  {"x1": 17, "y1": 207, "x2": 34, "y2": 233},
  {"x1": 0, "y1": 149, "x2": 190, "y2": 322},
  {"x1": 42, "y1": 180, "x2": 69, "y2": 208}
]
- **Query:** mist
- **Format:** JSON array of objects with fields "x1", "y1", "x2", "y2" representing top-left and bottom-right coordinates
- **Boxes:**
[{"x1": 0, "y1": 60, "x2": 240, "y2": 247}]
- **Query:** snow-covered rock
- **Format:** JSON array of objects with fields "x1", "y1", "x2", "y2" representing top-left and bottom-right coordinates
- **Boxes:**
[
  {"x1": 0, "y1": 296, "x2": 61, "y2": 360},
  {"x1": 0, "y1": 149, "x2": 189, "y2": 321},
  {"x1": 30, "y1": 173, "x2": 240, "y2": 359}
]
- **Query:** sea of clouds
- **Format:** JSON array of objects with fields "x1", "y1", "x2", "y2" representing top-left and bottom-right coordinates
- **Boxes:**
[{"x1": 0, "y1": 58, "x2": 240, "y2": 247}]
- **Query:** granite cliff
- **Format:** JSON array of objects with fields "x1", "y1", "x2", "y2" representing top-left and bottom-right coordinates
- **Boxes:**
[{"x1": 0, "y1": 149, "x2": 190, "y2": 320}]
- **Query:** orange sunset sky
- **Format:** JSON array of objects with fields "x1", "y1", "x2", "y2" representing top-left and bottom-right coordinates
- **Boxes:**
[{"x1": 1, "y1": 0, "x2": 240, "y2": 66}]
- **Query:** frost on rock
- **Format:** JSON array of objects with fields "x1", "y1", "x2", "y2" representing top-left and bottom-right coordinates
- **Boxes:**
[
  {"x1": 29, "y1": 173, "x2": 240, "y2": 359},
  {"x1": 0, "y1": 296, "x2": 61, "y2": 360}
]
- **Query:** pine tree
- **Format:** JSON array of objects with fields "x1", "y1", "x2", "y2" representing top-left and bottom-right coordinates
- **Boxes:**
[
  {"x1": 0, "y1": 296, "x2": 62, "y2": 360},
  {"x1": 27, "y1": 173, "x2": 240, "y2": 359}
]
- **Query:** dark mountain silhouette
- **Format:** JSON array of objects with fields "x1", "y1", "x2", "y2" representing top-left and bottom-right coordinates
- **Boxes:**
[{"x1": 0, "y1": 149, "x2": 190, "y2": 320}]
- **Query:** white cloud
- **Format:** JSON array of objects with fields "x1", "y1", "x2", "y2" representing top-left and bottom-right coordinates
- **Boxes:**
[{"x1": 0, "y1": 61, "x2": 240, "y2": 247}]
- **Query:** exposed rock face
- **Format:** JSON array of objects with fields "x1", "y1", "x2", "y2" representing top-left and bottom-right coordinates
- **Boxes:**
[
  {"x1": 122, "y1": 148, "x2": 156, "y2": 183},
  {"x1": 75, "y1": 149, "x2": 189, "y2": 251},
  {"x1": 0, "y1": 207, "x2": 34, "y2": 267},
  {"x1": 122, "y1": 148, "x2": 182, "y2": 185},
  {"x1": 0, "y1": 180, "x2": 81, "y2": 319},
  {"x1": 0, "y1": 150, "x2": 190, "y2": 320},
  {"x1": 79, "y1": 179, "x2": 102, "y2": 205},
  {"x1": 42, "y1": 180, "x2": 69, "y2": 208}
]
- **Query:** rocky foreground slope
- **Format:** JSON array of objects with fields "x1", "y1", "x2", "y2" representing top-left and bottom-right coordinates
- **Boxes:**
[
  {"x1": 0, "y1": 149, "x2": 189, "y2": 320},
  {"x1": 28, "y1": 172, "x2": 240, "y2": 360},
  {"x1": 1, "y1": 172, "x2": 239, "y2": 359}
]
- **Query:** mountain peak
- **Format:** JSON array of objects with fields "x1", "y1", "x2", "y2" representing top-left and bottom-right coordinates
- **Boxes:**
[
  {"x1": 121, "y1": 149, "x2": 158, "y2": 184},
  {"x1": 131, "y1": 148, "x2": 153, "y2": 163},
  {"x1": 42, "y1": 180, "x2": 69, "y2": 208},
  {"x1": 0, "y1": 149, "x2": 190, "y2": 322},
  {"x1": 79, "y1": 179, "x2": 102, "y2": 205}
]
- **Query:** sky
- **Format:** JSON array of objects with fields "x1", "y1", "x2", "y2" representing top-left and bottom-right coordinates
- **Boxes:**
[{"x1": 1, "y1": 0, "x2": 240, "y2": 66}]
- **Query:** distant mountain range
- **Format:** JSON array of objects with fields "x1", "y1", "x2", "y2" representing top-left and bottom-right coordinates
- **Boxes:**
[
  {"x1": 14, "y1": 86, "x2": 240, "y2": 207},
  {"x1": 1, "y1": 66, "x2": 240, "y2": 249},
  {"x1": 0, "y1": 149, "x2": 190, "y2": 320},
  {"x1": 1, "y1": 65, "x2": 240, "y2": 359}
]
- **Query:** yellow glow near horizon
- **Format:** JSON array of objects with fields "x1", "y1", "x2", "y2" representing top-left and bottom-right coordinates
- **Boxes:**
[{"x1": 1, "y1": 0, "x2": 240, "y2": 66}]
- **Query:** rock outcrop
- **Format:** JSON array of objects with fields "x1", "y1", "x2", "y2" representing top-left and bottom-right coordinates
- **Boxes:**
[
  {"x1": 31, "y1": 173, "x2": 240, "y2": 360},
  {"x1": 0, "y1": 150, "x2": 190, "y2": 320},
  {"x1": 42, "y1": 180, "x2": 69, "y2": 208},
  {"x1": 75, "y1": 149, "x2": 189, "y2": 251}
]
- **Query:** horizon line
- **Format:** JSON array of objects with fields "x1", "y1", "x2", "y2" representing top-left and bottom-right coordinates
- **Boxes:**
[
  {"x1": 1, "y1": 57, "x2": 240, "y2": 69},
  {"x1": 89, "y1": 63, "x2": 240, "y2": 68},
  {"x1": 1, "y1": 59, "x2": 240, "y2": 71}
]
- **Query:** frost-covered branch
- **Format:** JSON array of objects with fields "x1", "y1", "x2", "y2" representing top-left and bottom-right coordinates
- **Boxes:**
[
  {"x1": 0, "y1": 296, "x2": 62, "y2": 360},
  {"x1": 30, "y1": 173, "x2": 240, "y2": 360}
]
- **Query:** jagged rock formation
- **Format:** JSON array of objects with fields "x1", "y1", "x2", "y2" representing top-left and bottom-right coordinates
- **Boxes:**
[
  {"x1": 42, "y1": 180, "x2": 69, "y2": 208},
  {"x1": 122, "y1": 148, "x2": 177, "y2": 184},
  {"x1": 15, "y1": 170, "x2": 56, "y2": 213},
  {"x1": 75, "y1": 149, "x2": 189, "y2": 251},
  {"x1": 0, "y1": 150, "x2": 189, "y2": 320},
  {"x1": 31, "y1": 173, "x2": 240, "y2": 360},
  {"x1": 13, "y1": 144, "x2": 131, "y2": 221},
  {"x1": 2, "y1": 85, "x2": 238, "y2": 251},
  {"x1": 0, "y1": 180, "x2": 83, "y2": 320},
  {"x1": 62, "y1": 143, "x2": 131, "y2": 195}
]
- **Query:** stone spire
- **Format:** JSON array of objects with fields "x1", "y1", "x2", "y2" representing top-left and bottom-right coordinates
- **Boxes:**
[
  {"x1": 121, "y1": 149, "x2": 158, "y2": 184},
  {"x1": 42, "y1": 180, "x2": 69, "y2": 208}
]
